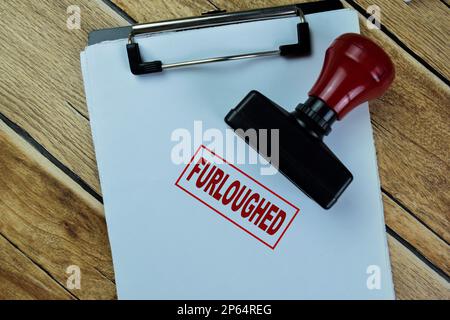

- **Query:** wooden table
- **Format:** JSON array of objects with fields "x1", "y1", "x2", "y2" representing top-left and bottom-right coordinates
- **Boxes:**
[{"x1": 0, "y1": 0, "x2": 448, "y2": 300}]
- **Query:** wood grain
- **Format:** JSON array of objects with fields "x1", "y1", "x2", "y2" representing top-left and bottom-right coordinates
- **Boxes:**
[
  {"x1": 360, "y1": 23, "x2": 450, "y2": 244},
  {"x1": 383, "y1": 194, "x2": 449, "y2": 276},
  {"x1": 354, "y1": 0, "x2": 450, "y2": 80},
  {"x1": 388, "y1": 235, "x2": 449, "y2": 300},
  {"x1": 0, "y1": 234, "x2": 75, "y2": 300},
  {"x1": 0, "y1": 121, "x2": 116, "y2": 299},
  {"x1": 111, "y1": 0, "x2": 215, "y2": 22}
]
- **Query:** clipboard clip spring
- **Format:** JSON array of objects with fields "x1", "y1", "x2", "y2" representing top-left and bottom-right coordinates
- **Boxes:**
[{"x1": 126, "y1": 5, "x2": 311, "y2": 75}]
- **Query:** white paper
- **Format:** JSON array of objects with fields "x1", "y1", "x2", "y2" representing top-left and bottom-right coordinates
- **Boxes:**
[{"x1": 81, "y1": 9, "x2": 394, "y2": 299}]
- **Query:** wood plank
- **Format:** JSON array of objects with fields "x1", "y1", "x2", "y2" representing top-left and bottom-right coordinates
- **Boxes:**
[
  {"x1": 0, "y1": 234, "x2": 75, "y2": 300},
  {"x1": 205, "y1": 0, "x2": 301, "y2": 11},
  {"x1": 359, "y1": 22, "x2": 450, "y2": 244},
  {"x1": 383, "y1": 194, "x2": 449, "y2": 276},
  {"x1": 388, "y1": 235, "x2": 449, "y2": 300},
  {"x1": 111, "y1": 0, "x2": 215, "y2": 22},
  {"x1": 0, "y1": 0, "x2": 129, "y2": 194},
  {"x1": 354, "y1": 0, "x2": 450, "y2": 80},
  {"x1": 0, "y1": 120, "x2": 116, "y2": 299},
  {"x1": 209, "y1": 0, "x2": 450, "y2": 256}
]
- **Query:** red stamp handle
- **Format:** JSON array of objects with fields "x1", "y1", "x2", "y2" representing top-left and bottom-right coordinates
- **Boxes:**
[{"x1": 309, "y1": 33, "x2": 395, "y2": 119}]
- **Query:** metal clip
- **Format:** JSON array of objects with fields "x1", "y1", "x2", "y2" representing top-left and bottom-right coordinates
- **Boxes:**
[{"x1": 126, "y1": 5, "x2": 310, "y2": 75}]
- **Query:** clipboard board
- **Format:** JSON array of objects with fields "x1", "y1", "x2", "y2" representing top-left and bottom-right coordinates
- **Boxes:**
[{"x1": 81, "y1": 1, "x2": 394, "y2": 299}]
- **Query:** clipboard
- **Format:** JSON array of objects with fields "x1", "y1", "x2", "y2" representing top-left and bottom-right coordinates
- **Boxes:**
[{"x1": 81, "y1": 1, "x2": 394, "y2": 299}]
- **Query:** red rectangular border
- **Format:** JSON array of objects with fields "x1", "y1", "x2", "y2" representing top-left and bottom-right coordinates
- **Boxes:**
[{"x1": 175, "y1": 145, "x2": 300, "y2": 250}]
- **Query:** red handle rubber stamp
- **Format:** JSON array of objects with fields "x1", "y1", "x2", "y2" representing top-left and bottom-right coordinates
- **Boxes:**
[{"x1": 225, "y1": 33, "x2": 395, "y2": 209}]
